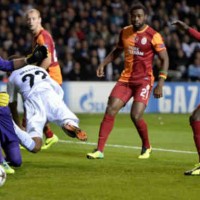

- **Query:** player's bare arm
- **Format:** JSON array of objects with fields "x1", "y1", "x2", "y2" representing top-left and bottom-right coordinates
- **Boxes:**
[
  {"x1": 171, "y1": 20, "x2": 189, "y2": 31},
  {"x1": 172, "y1": 20, "x2": 200, "y2": 41},
  {"x1": 12, "y1": 58, "x2": 28, "y2": 69},
  {"x1": 153, "y1": 49, "x2": 169, "y2": 98},
  {"x1": 14, "y1": 45, "x2": 48, "y2": 69},
  {"x1": 39, "y1": 52, "x2": 51, "y2": 70},
  {"x1": 9, "y1": 101, "x2": 23, "y2": 129},
  {"x1": 96, "y1": 47, "x2": 123, "y2": 77}
]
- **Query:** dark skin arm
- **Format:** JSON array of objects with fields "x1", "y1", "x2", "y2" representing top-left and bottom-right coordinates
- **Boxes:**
[
  {"x1": 9, "y1": 101, "x2": 23, "y2": 129},
  {"x1": 172, "y1": 20, "x2": 200, "y2": 41},
  {"x1": 153, "y1": 49, "x2": 169, "y2": 98},
  {"x1": 96, "y1": 47, "x2": 123, "y2": 77},
  {"x1": 13, "y1": 58, "x2": 28, "y2": 69},
  {"x1": 171, "y1": 20, "x2": 189, "y2": 31}
]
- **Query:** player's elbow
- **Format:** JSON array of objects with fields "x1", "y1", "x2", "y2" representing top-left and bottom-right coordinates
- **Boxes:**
[{"x1": 10, "y1": 157, "x2": 22, "y2": 167}]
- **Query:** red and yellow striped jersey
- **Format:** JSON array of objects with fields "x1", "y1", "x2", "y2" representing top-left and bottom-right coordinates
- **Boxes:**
[
  {"x1": 33, "y1": 29, "x2": 62, "y2": 84},
  {"x1": 117, "y1": 25, "x2": 166, "y2": 84}
]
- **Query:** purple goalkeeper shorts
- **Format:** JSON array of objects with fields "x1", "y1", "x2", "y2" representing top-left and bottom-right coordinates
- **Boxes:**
[{"x1": 0, "y1": 107, "x2": 22, "y2": 166}]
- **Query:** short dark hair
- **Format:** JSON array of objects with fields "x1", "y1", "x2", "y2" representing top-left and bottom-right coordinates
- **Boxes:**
[{"x1": 130, "y1": 2, "x2": 147, "y2": 14}]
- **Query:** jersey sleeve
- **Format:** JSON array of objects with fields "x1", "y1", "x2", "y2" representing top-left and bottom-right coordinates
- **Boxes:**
[
  {"x1": 0, "y1": 58, "x2": 14, "y2": 71},
  {"x1": 151, "y1": 32, "x2": 166, "y2": 52},
  {"x1": 188, "y1": 28, "x2": 200, "y2": 41},
  {"x1": 37, "y1": 34, "x2": 46, "y2": 46},
  {"x1": 37, "y1": 33, "x2": 51, "y2": 57}
]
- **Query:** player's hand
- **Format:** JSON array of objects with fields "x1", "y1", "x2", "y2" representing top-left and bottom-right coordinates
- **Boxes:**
[
  {"x1": 153, "y1": 85, "x2": 163, "y2": 99},
  {"x1": 96, "y1": 64, "x2": 105, "y2": 77},
  {"x1": 0, "y1": 92, "x2": 9, "y2": 107},
  {"x1": 171, "y1": 20, "x2": 189, "y2": 31},
  {"x1": 26, "y1": 45, "x2": 48, "y2": 64}
]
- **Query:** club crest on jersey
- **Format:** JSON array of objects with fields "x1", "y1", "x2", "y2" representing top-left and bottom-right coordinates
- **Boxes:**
[{"x1": 141, "y1": 37, "x2": 147, "y2": 45}]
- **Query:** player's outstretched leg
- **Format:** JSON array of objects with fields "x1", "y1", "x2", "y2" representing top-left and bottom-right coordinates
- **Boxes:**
[
  {"x1": 184, "y1": 163, "x2": 200, "y2": 176},
  {"x1": 62, "y1": 124, "x2": 87, "y2": 141}
]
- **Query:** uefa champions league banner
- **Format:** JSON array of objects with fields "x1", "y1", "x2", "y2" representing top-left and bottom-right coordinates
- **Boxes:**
[
  {"x1": 62, "y1": 82, "x2": 200, "y2": 113},
  {"x1": 0, "y1": 81, "x2": 200, "y2": 113}
]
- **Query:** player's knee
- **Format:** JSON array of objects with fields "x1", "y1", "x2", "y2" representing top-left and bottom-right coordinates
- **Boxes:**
[
  {"x1": 130, "y1": 113, "x2": 141, "y2": 123},
  {"x1": 106, "y1": 105, "x2": 118, "y2": 116},
  {"x1": 10, "y1": 157, "x2": 22, "y2": 167},
  {"x1": 190, "y1": 114, "x2": 200, "y2": 122}
]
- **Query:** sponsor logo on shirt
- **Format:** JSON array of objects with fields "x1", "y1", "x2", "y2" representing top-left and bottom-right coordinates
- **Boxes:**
[{"x1": 127, "y1": 46, "x2": 144, "y2": 56}]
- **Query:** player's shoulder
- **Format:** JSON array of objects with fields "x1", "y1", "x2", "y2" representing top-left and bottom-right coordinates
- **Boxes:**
[
  {"x1": 40, "y1": 29, "x2": 53, "y2": 39},
  {"x1": 123, "y1": 25, "x2": 133, "y2": 30},
  {"x1": 146, "y1": 26, "x2": 164, "y2": 39},
  {"x1": 120, "y1": 25, "x2": 133, "y2": 37},
  {"x1": 122, "y1": 25, "x2": 133, "y2": 32},
  {"x1": 145, "y1": 26, "x2": 158, "y2": 36}
]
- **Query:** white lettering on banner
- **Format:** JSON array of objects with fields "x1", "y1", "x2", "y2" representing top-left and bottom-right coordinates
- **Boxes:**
[
  {"x1": 174, "y1": 86, "x2": 186, "y2": 113},
  {"x1": 80, "y1": 88, "x2": 106, "y2": 112},
  {"x1": 188, "y1": 86, "x2": 198, "y2": 112},
  {"x1": 159, "y1": 86, "x2": 171, "y2": 112},
  {"x1": 159, "y1": 85, "x2": 199, "y2": 113}
]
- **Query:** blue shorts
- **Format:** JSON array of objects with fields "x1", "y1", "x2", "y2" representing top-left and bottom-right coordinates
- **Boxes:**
[
  {"x1": 0, "y1": 107, "x2": 21, "y2": 166},
  {"x1": 0, "y1": 107, "x2": 19, "y2": 146}
]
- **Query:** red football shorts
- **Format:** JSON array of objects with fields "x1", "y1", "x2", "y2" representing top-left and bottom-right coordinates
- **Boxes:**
[{"x1": 110, "y1": 81, "x2": 153, "y2": 106}]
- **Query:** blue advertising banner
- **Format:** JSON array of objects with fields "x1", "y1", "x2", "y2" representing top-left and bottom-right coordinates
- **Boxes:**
[
  {"x1": 62, "y1": 82, "x2": 200, "y2": 113},
  {"x1": 1, "y1": 81, "x2": 200, "y2": 113},
  {"x1": 146, "y1": 82, "x2": 200, "y2": 113}
]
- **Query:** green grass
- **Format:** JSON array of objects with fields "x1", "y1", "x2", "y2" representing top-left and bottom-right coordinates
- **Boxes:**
[{"x1": 0, "y1": 114, "x2": 199, "y2": 200}]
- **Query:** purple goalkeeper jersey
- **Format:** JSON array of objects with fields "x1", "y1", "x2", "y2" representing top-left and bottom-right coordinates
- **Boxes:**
[{"x1": 0, "y1": 58, "x2": 14, "y2": 71}]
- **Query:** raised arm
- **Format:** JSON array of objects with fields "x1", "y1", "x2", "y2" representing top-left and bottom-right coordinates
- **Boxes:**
[
  {"x1": 96, "y1": 47, "x2": 123, "y2": 77},
  {"x1": 172, "y1": 20, "x2": 200, "y2": 41},
  {"x1": 0, "y1": 45, "x2": 48, "y2": 71}
]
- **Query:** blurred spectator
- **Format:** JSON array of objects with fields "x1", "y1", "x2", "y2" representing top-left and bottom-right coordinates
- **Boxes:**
[
  {"x1": 62, "y1": 52, "x2": 75, "y2": 80},
  {"x1": 188, "y1": 51, "x2": 200, "y2": 81},
  {"x1": 68, "y1": 61, "x2": 85, "y2": 81},
  {"x1": 0, "y1": 0, "x2": 199, "y2": 81}
]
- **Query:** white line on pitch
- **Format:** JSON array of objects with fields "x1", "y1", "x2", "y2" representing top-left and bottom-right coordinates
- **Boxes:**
[{"x1": 58, "y1": 140, "x2": 196, "y2": 154}]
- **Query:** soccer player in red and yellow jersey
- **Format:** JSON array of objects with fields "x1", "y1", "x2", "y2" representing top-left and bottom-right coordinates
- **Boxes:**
[
  {"x1": 172, "y1": 20, "x2": 200, "y2": 176},
  {"x1": 87, "y1": 3, "x2": 169, "y2": 159},
  {"x1": 25, "y1": 8, "x2": 62, "y2": 149}
]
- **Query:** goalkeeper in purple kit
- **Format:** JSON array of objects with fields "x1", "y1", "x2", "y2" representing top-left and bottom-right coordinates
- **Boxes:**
[{"x1": 0, "y1": 45, "x2": 48, "y2": 174}]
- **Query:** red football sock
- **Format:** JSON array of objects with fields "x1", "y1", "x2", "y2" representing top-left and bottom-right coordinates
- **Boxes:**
[
  {"x1": 43, "y1": 124, "x2": 54, "y2": 139},
  {"x1": 190, "y1": 121, "x2": 200, "y2": 161},
  {"x1": 97, "y1": 114, "x2": 115, "y2": 152},
  {"x1": 135, "y1": 119, "x2": 150, "y2": 149}
]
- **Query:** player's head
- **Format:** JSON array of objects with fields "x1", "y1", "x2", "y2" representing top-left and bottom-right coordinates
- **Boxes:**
[
  {"x1": 129, "y1": 2, "x2": 147, "y2": 31},
  {"x1": 26, "y1": 9, "x2": 42, "y2": 33}
]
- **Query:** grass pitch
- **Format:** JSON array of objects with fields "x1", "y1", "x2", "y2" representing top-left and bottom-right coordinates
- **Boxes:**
[{"x1": 0, "y1": 113, "x2": 199, "y2": 200}]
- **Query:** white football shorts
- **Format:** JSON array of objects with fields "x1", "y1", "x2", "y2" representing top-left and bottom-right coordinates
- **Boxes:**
[{"x1": 25, "y1": 88, "x2": 79, "y2": 138}]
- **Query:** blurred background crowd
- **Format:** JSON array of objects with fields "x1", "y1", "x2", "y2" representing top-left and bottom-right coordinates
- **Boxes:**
[{"x1": 0, "y1": 0, "x2": 200, "y2": 82}]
